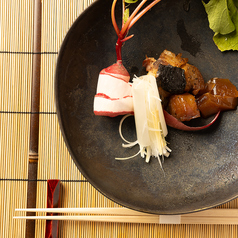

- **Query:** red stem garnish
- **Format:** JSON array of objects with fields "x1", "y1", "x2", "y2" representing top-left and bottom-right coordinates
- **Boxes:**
[
  {"x1": 111, "y1": 0, "x2": 161, "y2": 61},
  {"x1": 163, "y1": 110, "x2": 221, "y2": 131},
  {"x1": 129, "y1": 0, "x2": 162, "y2": 29},
  {"x1": 116, "y1": 37, "x2": 123, "y2": 61}
]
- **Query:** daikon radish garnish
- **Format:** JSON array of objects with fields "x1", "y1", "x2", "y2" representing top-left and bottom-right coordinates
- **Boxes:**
[
  {"x1": 116, "y1": 74, "x2": 171, "y2": 165},
  {"x1": 93, "y1": 0, "x2": 162, "y2": 117}
]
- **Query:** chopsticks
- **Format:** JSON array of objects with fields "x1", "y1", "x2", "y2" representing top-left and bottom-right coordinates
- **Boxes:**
[
  {"x1": 15, "y1": 207, "x2": 146, "y2": 215},
  {"x1": 14, "y1": 207, "x2": 238, "y2": 225}
]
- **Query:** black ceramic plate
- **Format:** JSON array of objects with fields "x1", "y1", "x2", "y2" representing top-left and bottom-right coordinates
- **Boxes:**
[{"x1": 55, "y1": 0, "x2": 238, "y2": 214}]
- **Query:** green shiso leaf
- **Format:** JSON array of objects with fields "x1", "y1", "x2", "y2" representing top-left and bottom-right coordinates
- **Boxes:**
[
  {"x1": 203, "y1": 0, "x2": 238, "y2": 51},
  {"x1": 203, "y1": 0, "x2": 235, "y2": 35},
  {"x1": 123, "y1": 8, "x2": 130, "y2": 23},
  {"x1": 125, "y1": 0, "x2": 139, "y2": 3},
  {"x1": 123, "y1": 0, "x2": 139, "y2": 24},
  {"x1": 213, "y1": 30, "x2": 238, "y2": 51}
]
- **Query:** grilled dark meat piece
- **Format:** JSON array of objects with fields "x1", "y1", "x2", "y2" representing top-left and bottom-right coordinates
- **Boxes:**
[{"x1": 157, "y1": 64, "x2": 186, "y2": 94}]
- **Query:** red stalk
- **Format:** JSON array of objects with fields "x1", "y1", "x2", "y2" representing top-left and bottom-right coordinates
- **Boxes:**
[
  {"x1": 163, "y1": 110, "x2": 221, "y2": 131},
  {"x1": 120, "y1": 0, "x2": 148, "y2": 36},
  {"x1": 112, "y1": 0, "x2": 160, "y2": 62},
  {"x1": 128, "y1": 0, "x2": 162, "y2": 29},
  {"x1": 122, "y1": 0, "x2": 126, "y2": 28},
  {"x1": 116, "y1": 37, "x2": 123, "y2": 61},
  {"x1": 111, "y1": 0, "x2": 120, "y2": 37},
  {"x1": 121, "y1": 34, "x2": 134, "y2": 42}
]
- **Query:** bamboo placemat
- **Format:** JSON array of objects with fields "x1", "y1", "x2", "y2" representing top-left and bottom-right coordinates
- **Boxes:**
[
  {"x1": 1, "y1": 0, "x2": 238, "y2": 237},
  {"x1": 0, "y1": 0, "x2": 33, "y2": 237}
]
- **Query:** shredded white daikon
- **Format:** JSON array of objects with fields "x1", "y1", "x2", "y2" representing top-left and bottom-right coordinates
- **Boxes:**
[{"x1": 116, "y1": 75, "x2": 171, "y2": 168}]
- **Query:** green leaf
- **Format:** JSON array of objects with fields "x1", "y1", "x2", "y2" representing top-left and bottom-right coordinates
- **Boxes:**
[
  {"x1": 123, "y1": 8, "x2": 130, "y2": 24},
  {"x1": 203, "y1": 0, "x2": 235, "y2": 35},
  {"x1": 125, "y1": 0, "x2": 139, "y2": 3},
  {"x1": 213, "y1": 0, "x2": 238, "y2": 51},
  {"x1": 213, "y1": 30, "x2": 238, "y2": 51},
  {"x1": 123, "y1": 0, "x2": 138, "y2": 23}
]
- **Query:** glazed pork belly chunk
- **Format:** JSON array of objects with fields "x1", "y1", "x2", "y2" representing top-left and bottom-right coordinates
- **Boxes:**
[
  {"x1": 143, "y1": 50, "x2": 205, "y2": 96},
  {"x1": 168, "y1": 93, "x2": 201, "y2": 121},
  {"x1": 197, "y1": 78, "x2": 238, "y2": 117}
]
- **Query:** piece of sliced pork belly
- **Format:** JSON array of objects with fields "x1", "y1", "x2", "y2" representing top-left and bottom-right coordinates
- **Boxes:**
[
  {"x1": 96, "y1": 73, "x2": 132, "y2": 98},
  {"x1": 100, "y1": 62, "x2": 130, "y2": 83},
  {"x1": 93, "y1": 65, "x2": 133, "y2": 117},
  {"x1": 94, "y1": 94, "x2": 134, "y2": 117}
]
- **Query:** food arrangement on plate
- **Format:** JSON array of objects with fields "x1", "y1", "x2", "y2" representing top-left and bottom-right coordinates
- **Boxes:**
[
  {"x1": 93, "y1": 0, "x2": 238, "y2": 166},
  {"x1": 55, "y1": 0, "x2": 238, "y2": 214}
]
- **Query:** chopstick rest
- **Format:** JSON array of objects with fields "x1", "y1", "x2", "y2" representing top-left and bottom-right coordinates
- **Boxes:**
[{"x1": 45, "y1": 179, "x2": 61, "y2": 238}]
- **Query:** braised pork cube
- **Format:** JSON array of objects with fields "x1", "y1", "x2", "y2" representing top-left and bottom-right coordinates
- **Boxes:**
[
  {"x1": 181, "y1": 63, "x2": 205, "y2": 95},
  {"x1": 197, "y1": 93, "x2": 238, "y2": 118},
  {"x1": 206, "y1": 78, "x2": 238, "y2": 97},
  {"x1": 197, "y1": 78, "x2": 238, "y2": 117},
  {"x1": 168, "y1": 93, "x2": 200, "y2": 121},
  {"x1": 157, "y1": 64, "x2": 186, "y2": 94}
]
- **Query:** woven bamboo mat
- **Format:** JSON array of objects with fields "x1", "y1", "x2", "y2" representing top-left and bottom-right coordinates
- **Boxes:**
[{"x1": 1, "y1": 0, "x2": 238, "y2": 237}]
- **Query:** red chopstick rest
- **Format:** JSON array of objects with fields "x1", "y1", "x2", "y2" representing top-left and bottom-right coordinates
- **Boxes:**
[{"x1": 45, "y1": 179, "x2": 61, "y2": 238}]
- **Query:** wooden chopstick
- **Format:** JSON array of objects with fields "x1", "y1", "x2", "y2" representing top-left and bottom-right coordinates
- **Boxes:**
[
  {"x1": 15, "y1": 207, "x2": 149, "y2": 216},
  {"x1": 14, "y1": 208, "x2": 238, "y2": 224},
  {"x1": 14, "y1": 215, "x2": 162, "y2": 223}
]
